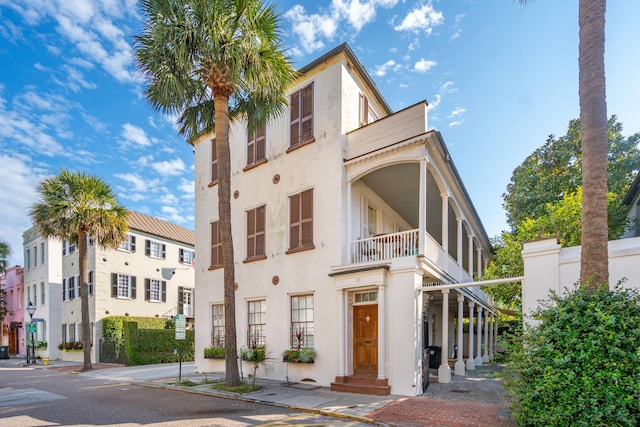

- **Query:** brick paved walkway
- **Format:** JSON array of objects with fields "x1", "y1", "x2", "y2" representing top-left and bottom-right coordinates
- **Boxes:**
[{"x1": 369, "y1": 364, "x2": 516, "y2": 427}]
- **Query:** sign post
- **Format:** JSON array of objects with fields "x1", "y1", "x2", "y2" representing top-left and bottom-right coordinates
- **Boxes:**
[{"x1": 175, "y1": 314, "x2": 186, "y2": 382}]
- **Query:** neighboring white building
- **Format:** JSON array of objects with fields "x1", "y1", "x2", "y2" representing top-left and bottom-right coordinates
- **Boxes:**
[
  {"x1": 23, "y1": 211, "x2": 195, "y2": 363},
  {"x1": 22, "y1": 228, "x2": 63, "y2": 360},
  {"x1": 522, "y1": 172, "x2": 640, "y2": 318},
  {"x1": 192, "y1": 44, "x2": 496, "y2": 396}
]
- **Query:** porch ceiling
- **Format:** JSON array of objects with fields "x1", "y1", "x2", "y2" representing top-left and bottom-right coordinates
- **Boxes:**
[{"x1": 361, "y1": 163, "x2": 419, "y2": 228}]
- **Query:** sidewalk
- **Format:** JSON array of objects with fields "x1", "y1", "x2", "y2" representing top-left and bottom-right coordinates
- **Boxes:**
[{"x1": 2, "y1": 356, "x2": 515, "y2": 426}]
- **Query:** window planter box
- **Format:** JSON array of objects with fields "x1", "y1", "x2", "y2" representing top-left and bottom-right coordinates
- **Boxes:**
[
  {"x1": 203, "y1": 347, "x2": 225, "y2": 359},
  {"x1": 282, "y1": 348, "x2": 316, "y2": 363}
]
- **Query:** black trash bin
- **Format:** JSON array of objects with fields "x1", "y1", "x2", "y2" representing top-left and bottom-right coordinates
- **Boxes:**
[
  {"x1": 427, "y1": 346, "x2": 441, "y2": 369},
  {"x1": 0, "y1": 346, "x2": 9, "y2": 359}
]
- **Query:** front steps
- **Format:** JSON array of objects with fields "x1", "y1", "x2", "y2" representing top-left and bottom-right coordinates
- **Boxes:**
[{"x1": 330, "y1": 373, "x2": 391, "y2": 396}]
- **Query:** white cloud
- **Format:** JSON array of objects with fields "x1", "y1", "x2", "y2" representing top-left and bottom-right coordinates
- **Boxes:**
[
  {"x1": 449, "y1": 120, "x2": 462, "y2": 127},
  {"x1": 447, "y1": 108, "x2": 466, "y2": 118},
  {"x1": 427, "y1": 94, "x2": 441, "y2": 111},
  {"x1": 178, "y1": 178, "x2": 195, "y2": 199},
  {"x1": 394, "y1": 3, "x2": 444, "y2": 35},
  {"x1": 120, "y1": 123, "x2": 153, "y2": 147},
  {"x1": 414, "y1": 59, "x2": 437, "y2": 73},
  {"x1": 285, "y1": 5, "x2": 337, "y2": 53},
  {"x1": 114, "y1": 172, "x2": 155, "y2": 193},
  {"x1": 373, "y1": 59, "x2": 401, "y2": 77},
  {"x1": 151, "y1": 158, "x2": 186, "y2": 176}
]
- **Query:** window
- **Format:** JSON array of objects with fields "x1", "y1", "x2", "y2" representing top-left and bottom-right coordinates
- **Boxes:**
[
  {"x1": 145, "y1": 239, "x2": 166, "y2": 259},
  {"x1": 367, "y1": 204, "x2": 378, "y2": 237},
  {"x1": 354, "y1": 291, "x2": 378, "y2": 303},
  {"x1": 247, "y1": 122, "x2": 266, "y2": 166},
  {"x1": 359, "y1": 93, "x2": 378, "y2": 127},
  {"x1": 88, "y1": 271, "x2": 93, "y2": 296},
  {"x1": 64, "y1": 276, "x2": 76, "y2": 301},
  {"x1": 40, "y1": 282, "x2": 45, "y2": 305},
  {"x1": 211, "y1": 139, "x2": 218, "y2": 184},
  {"x1": 40, "y1": 243, "x2": 45, "y2": 264},
  {"x1": 288, "y1": 189, "x2": 314, "y2": 251},
  {"x1": 179, "y1": 248, "x2": 195, "y2": 265},
  {"x1": 61, "y1": 324, "x2": 66, "y2": 343},
  {"x1": 246, "y1": 205, "x2": 266, "y2": 259},
  {"x1": 27, "y1": 286, "x2": 31, "y2": 306},
  {"x1": 63, "y1": 240, "x2": 76, "y2": 256},
  {"x1": 74, "y1": 275, "x2": 80, "y2": 299},
  {"x1": 33, "y1": 246, "x2": 37, "y2": 267},
  {"x1": 211, "y1": 304, "x2": 225, "y2": 348},
  {"x1": 248, "y1": 300, "x2": 266, "y2": 347},
  {"x1": 179, "y1": 287, "x2": 193, "y2": 317},
  {"x1": 290, "y1": 294, "x2": 314, "y2": 348},
  {"x1": 26, "y1": 249, "x2": 31, "y2": 269},
  {"x1": 118, "y1": 234, "x2": 136, "y2": 252},
  {"x1": 210, "y1": 221, "x2": 222, "y2": 268},
  {"x1": 87, "y1": 234, "x2": 94, "y2": 247},
  {"x1": 289, "y1": 83, "x2": 314, "y2": 148},
  {"x1": 111, "y1": 273, "x2": 136, "y2": 299},
  {"x1": 32, "y1": 285, "x2": 37, "y2": 306},
  {"x1": 145, "y1": 278, "x2": 165, "y2": 302}
]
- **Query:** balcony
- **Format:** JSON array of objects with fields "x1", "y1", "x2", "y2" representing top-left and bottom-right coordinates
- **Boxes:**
[{"x1": 350, "y1": 230, "x2": 474, "y2": 284}]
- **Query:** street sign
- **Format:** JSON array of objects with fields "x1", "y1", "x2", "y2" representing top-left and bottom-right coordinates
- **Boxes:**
[
  {"x1": 27, "y1": 323, "x2": 37, "y2": 334},
  {"x1": 175, "y1": 314, "x2": 186, "y2": 340}
]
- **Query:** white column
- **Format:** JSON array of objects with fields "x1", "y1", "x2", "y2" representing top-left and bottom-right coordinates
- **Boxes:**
[
  {"x1": 337, "y1": 290, "x2": 346, "y2": 377},
  {"x1": 467, "y1": 234, "x2": 474, "y2": 278},
  {"x1": 418, "y1": 159, "x2": 427, "y2": 255},
  {"x1": 454, "y1": 294, "x2": 465, "y2": 376},
  {"x1": 441, "y1": 193, "x2": 449, "y2": 255},
  {"x1": 475, "y1": 305, "x2": 483, "y2": 366},
  {"x1": 483, "y1": 310, "x2": 490, "y2": 363},
  {"x1": 476, "y1": 248, "x2": 482, "y2": 279},
  {"x1": 377, "y1": 284, "x2": 386, "y2": 380},
  {"x1": 346, "y1": 180, "x2": 352, "y2": 264},
  {"x1": 438, "y1": 289, "x2": 451, "y2": 383},
  {"x1": 466, "y1": 302, "x2": 475, "y2": 370},
  {"x1": 489, "y1": 314, "x2": 495, "y2": 359},
  {"x1": 456, "y1": 218, "x2": 463, "y2": 279}
]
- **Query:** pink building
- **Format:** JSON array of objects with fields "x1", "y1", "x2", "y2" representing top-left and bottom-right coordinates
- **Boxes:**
[{"x1": 1, "y1": 265, "x2": 25, "y2": 355}]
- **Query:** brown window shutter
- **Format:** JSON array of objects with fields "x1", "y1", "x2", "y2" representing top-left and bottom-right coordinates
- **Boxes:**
[
  {"x1": 211, "y1": 221, "x2": 221, "y2": 267},
  {"x1": 131, "y1": 276, "x2": 137, "y2": 299},
  {"x1": 256, "y1": 124, "x2": 266, "y2": 162},
  {"x1": 161, "y1": 281, "x2": 166, "y2": 302},
  {"x1": 301, "y1": 189, "x2": 314, "y2": 246},
  {"x1": 131, "y1": 236, "x2": 136, "y2": 252},
  {"x1": 290, "y1": 91, "x2": 300, "y2": 147},
  {"x1": 145, "y1": 239, "x2": 150, "y2": 256},
  {"x1": 145, "y1": 278, "x2": 150, "y2": 301},
  {"x1": 111, "y1": 273, "x2": 117, "y2": 297},
  {"x1": 256, "y1": 205, "x2": 265, "y2": 256},
  {"x1": 301, "y1": 84, "x2": 314, "y2": 143},
  {"x1": 289, "y1": 193, "x2": 300, "y2": 249},
  {"x1": 179, "y1": 248, "x2": 184, "y2": 263},
  {"x1": 211, "y1": 139, "x2": 218, "y2": 182},
  {"x1": 161, "y1": 244, "x2": 166, "y2": 259},
  {"x1": 247, "y1": 209, "x2": 256, "y2": 258}
]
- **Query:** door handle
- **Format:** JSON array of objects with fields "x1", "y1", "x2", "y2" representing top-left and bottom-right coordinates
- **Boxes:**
[{"x1": 364, "y1": 340, "x2": 372, "y2": 344}]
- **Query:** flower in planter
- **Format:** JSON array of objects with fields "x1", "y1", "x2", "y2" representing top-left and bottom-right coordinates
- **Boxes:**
[{"x1": 282, "y1": 347, "x2": 316, "y2": 363}]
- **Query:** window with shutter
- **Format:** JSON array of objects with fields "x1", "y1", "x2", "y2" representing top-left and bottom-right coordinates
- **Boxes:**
[
  {"x1": 210, "y1": 221, "x2": 222, "y2": 268},
  {"x1": 246, "y1": 205, "x2": 266, "y2": 260},
  {"x1": 211, "y1": 139, "x2": 218, "y2": 184},
  {"x1": 247, "y1": 122, "x2": 266, "y2": 167},
  {"x1": 288, "y1": 189, "x2": 314, "y2": 252},
  {"x1": 289, "y1": 83, "x2": 314, "y2": 149},
  {"x1": 211, "y1": 304, "x2": 225, "y2": 347},
  {"x1": 88, "y1": 271, "x2": 93, "y2": 296}
]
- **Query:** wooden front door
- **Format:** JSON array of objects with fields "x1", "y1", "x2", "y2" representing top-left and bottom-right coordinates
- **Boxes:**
[{"x1": 353, "y1": 304, "x2": 378, "y2": 373}]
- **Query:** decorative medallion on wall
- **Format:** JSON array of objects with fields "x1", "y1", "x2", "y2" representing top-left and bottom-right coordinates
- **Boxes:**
[
  {"x1": 233, "y1": 190, "x2": 239, "y2": 199},
  {"x1": 273, "y1": 174, "x2": 280, "y2": 184},
  {"x1": 234, "y1": 282, "x2": 239, "y2": 290},
  {"x1": 272, "y1": 275, "x2": 280, "y2": 285}
]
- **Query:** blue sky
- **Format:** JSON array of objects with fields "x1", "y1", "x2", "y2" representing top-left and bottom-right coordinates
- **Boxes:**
[{"x1": 1, "y1": 1, "x2": 639, "y2": 267}]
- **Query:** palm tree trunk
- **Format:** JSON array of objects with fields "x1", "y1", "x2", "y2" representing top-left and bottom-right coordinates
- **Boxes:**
[
  {"x1": 214, "y1": 92, "x2": 241, "y2": 386},
  {"x1": 579, "y1": 0, "x2": 609, "y2": 290},
  {"x1": 78, "y1": 230, "x2": 93, "y2": 371}
]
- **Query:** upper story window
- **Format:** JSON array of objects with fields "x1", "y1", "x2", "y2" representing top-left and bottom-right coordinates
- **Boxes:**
[
  {"x1": 26, "y1": 249, "x2": 31, "y2": 269},
  {"x1": 145, "y1": 239, "x2": 166, "y2": 259},
  {"x1": 210, "y1": 221, "x2": 222, "y2": 269},
  {"x1": 40, "y1": 242, "x2": 45, "y2": 264},
  {"x1": 210, "y1": 139, "x2": 218, "y2": 185},
  {"x1": 246, "y1": 205, "x2": 266, "y2": 260},
  {"x1": 179, "y1": 248, "x2": 195, "y2": 265},
  {"x1": 288, "y1": 189, "x2": 314, "y2": 252},
  {"x1": 88, "y1": 271, "x2": 94, "y2": 296},
  {"x1": 63, "y1": 276, "x2": 78, "y2": 301},
  {"x1": 111, "y1": 273, "x2": 136, "y2": 299},
  {"x1": 63, "y1": 240, "x2": 76, "y2": 256},
  {"x1": 87, "y1": 234, "x2": 94, "y2": 247},
  {"x1": 145, "y1": 278, "x2": 166, "y2": 303},
  {"x1": 289, "y1": 83, "x2": 314, "y2": 149},
  {"x1": 33, "y1": 246, "x2": 37, "y2": 267},
  {"x1": 118, "y1": 234, "x2": 136, "y2": 252},
  {"x1": 359, "y1": 93, "x2": 378, "y2": 127},
  {"x1": 247, "y1": 122, "x2": 266, "y2": 167}
]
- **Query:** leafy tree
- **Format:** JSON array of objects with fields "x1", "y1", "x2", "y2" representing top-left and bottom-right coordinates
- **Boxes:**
[
  {"x1": 503, "y1": 285, "x2": 640, "y2": 425},
  {"x1": 135, "y1": 0, "x2": 296, "y2": 387},
  {"x1": 503, "y1": 116, "x2": 639, "y2": 230},
  {"x1": 30, "y1": 170, "x2": 128, "y2": 371},
  {"x1": 0, "y1": 239, "x2": 9, "y2": 274},
  {"x1": 0, "y1": 240, "x2": 11, "y2": 324}
]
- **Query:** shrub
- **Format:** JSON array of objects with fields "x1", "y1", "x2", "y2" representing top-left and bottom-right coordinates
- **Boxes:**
[
  {"x1": 204, "y1": 346, "x2": 225, "y2": 358},
  {"x1": 503, "y1": 284, "x2": 640, "y2": 426}
]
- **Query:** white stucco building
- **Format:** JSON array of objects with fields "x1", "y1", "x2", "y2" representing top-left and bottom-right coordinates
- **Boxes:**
[
  {"x1": 193, "y1": 44, "x2": 497, "y2": 396},
  {"x1": 23, "y1": 211, "x2": 195, "y2": 363}
]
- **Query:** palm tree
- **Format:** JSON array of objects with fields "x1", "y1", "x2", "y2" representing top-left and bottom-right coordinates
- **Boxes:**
[
  {"x1": 0, "y1": 239, "x2": 9, "y2": 274},
  {"x1": 520, "y1": 0, "x2": 609, "y2": 288},
  {"x1": 30, "y1": 170, "x2": 128, "y2": 371},
  {"x1": 135, "y1": 0, "x2": 296, "y2": 386}
]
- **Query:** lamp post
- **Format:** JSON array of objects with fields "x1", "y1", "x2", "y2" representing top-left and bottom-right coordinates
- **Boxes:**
[{"x1": 26, "y1": 302, "x2": 36, "y2": 365}]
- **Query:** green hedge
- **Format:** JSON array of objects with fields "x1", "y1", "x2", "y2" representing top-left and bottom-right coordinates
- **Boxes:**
[
  {"x1": 504, "y1": 285, "x2": 640, "y2": 426},
  {"x1": 102, "y1": 316, "x2": 194, "y2": 366}
]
